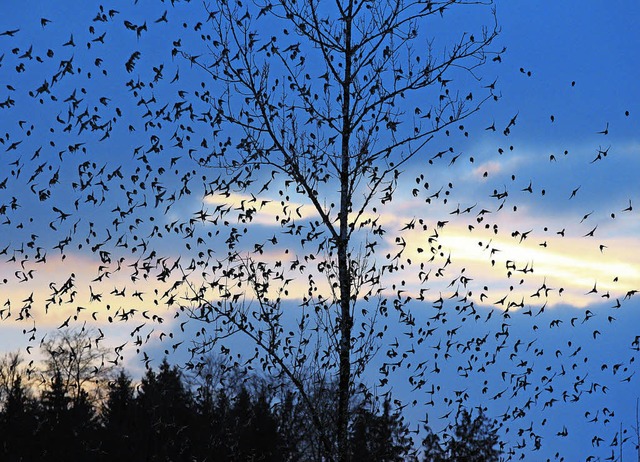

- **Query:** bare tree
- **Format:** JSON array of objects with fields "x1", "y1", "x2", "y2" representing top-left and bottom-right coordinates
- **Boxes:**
[
  {"x1": 170, "y1": 1, "x2": 498, "y2": 460},
  {"x1": 0, "y1": 352, "x2": 33, "y2": 406},
  {"x1": 40, "y1": 328, "x2": 111, "y2": 404}
]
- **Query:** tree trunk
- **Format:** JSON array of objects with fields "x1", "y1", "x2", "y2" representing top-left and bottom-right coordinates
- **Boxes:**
[{"x1": 337, "y1": 4, "x2": 354, "y2": 462}]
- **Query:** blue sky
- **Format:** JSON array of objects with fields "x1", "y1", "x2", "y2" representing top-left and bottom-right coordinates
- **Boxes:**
[{"x1": 1, "y1": 0, "x2": 639, "y2": 460}]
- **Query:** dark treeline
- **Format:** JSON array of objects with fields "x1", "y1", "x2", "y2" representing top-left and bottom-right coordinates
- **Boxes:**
[{"x1": 0, "y1": 331, "x2": 500, "y2": 461}]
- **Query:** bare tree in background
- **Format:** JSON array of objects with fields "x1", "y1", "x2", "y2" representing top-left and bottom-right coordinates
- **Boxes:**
[
  {"x1": 0, "y1": 352, "x2": 32, "y2": 406},
  {"x1": 41, "y1": 328, "x2": 111, "y2": 404}
]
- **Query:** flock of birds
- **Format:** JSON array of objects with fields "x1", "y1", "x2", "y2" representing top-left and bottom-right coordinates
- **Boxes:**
[{"x1": 0, "y1": 2, "x2": 638, "y2": 461}]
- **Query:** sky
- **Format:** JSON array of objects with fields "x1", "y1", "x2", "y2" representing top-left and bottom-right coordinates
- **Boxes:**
[{"x1": 1, "y1": 0, "x2": 639, "y2": 460}]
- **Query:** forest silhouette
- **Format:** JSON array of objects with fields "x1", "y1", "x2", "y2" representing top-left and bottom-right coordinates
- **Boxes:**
[{"x1": 0, "y1": 330, "x2": 500, "y2": 461}]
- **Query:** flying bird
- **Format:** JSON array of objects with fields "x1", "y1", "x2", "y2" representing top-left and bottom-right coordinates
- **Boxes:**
[
  {"x1": 0, "y1": 29, "x2": 20, "y2": 37},
  {"x1": 596, "y1": 122, "x2": 609, "y2": 135},
  {"x1": 569, "y1": 186, "x2": 580, "y2": 199}
]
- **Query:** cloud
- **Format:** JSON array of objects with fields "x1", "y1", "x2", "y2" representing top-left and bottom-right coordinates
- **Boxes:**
[
  {"x1": 468, "y1": 155, "x2": 527, "y2": 181},
  {"x1": 0, "y1": 252, "x2": 180, "y2": 329},
  {"x1": 379, "y1": 208, "x2": 639, "y2": 309},
  {"x1": 203, "y1": 191, "x2": 321, "y2": 226},
  {"x1": 191, "y1": 161, "x2": 640, "y2": 311}
]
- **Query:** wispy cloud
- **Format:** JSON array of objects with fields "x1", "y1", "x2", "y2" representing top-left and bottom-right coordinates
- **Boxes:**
[
  {"x1": 204, "y1": 191, "x2": 321, "y2": 226},
  {"x1": 379, "y1": 207, "x2": 639, "y2": 308}
]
